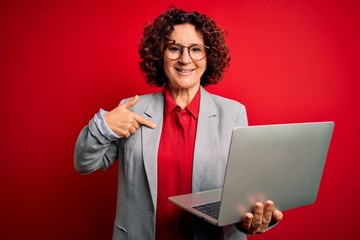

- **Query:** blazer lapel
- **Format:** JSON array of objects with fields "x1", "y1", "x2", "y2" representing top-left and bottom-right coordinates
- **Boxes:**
[
  {"x1": 142, "y1": 92, "x2": 164, "y2": 210},
  {"x1": 192, "y1": 87, "x2": 219, "y2": 192}
]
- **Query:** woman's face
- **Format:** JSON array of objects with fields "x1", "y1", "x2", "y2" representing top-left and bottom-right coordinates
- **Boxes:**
[{"x1": 163, "y1": 23, "x2": 207, "y2": 93}]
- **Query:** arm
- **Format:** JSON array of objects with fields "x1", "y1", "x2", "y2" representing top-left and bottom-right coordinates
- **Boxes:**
[
  {"x1": 74, "y1": 95, "x2": 156, "y2": 174},
  {"x1": 74, "y1": 117, "x2": 119, "y2": 174}
]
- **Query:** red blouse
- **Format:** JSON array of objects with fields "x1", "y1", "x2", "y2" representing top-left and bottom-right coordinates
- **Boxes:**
[{"x1": 155, "y1": 86, "x2": 200, "y2": 240}]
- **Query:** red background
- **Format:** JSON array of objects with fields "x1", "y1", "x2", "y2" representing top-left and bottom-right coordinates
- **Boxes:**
[{"x1": 1, "y1": 0, "x2": 359, "y2": 239}]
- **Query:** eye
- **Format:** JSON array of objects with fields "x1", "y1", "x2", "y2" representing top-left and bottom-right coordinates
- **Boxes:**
[
  {"x1": 190, "y1": 45, "x2": 204, "y2": 53},
  {"x1": 167, "y1": 44, "x2": 181, "y2": 52}
]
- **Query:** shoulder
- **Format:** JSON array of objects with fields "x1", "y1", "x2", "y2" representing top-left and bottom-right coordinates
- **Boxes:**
[
  {"x1": 201, "y1": 88, "x2": 246, "y2": 111},
  {"x1": 201, "y1": 88, "x2": 248, "y2": 126},
  {"x1": 121, "y1": 92, "x2": 160, "y2": 102},
  {"x1": 211, "y1": 93, "x2": 245, "y2": 109},
  {"x1": 120, "y1": 91, "x2": 163, "y2": 112}
]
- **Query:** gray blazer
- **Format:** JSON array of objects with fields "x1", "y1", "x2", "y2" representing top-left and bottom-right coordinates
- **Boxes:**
[{"x1": 74, "y1": 87, "x2": 248, "y2": 240}]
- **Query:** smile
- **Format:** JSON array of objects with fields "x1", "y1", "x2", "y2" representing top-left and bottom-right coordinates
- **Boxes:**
[{"x1": 175, "y1": 68, "x2": 194, "y2": 74}]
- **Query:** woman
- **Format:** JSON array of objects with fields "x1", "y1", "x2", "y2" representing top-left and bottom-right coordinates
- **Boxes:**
[{"x1": 74, "y1": 8, "x2": 283, "y2": 240}]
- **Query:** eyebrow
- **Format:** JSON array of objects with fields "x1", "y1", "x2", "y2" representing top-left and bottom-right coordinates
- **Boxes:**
[{"x1": 169, "y1": 41, "x2": 204, "y2": 46}]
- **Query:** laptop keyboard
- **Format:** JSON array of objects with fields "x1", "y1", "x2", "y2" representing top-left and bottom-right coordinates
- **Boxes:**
[{"x1": 192, "y1": 201, "x2": 221, "y2": 219}]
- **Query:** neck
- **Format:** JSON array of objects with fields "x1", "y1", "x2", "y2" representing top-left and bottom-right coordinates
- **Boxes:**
[{"x1": 168, "y1": 85, "x2": 200, "y2": 109}]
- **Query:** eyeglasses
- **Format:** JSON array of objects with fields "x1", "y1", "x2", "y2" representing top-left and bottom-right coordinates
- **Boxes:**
[{"x1": 164, "y1": 43, "x2": 209, "y2": 61}]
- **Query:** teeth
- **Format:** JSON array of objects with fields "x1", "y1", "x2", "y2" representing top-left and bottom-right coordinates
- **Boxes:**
[{"x1": 178, "y1": 69, "x2": 192, "y2": 73}]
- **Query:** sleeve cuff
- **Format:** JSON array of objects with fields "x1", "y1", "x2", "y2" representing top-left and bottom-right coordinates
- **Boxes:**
[{"x1": 93, "y1": 109, "x2": 121, "y2": 141}]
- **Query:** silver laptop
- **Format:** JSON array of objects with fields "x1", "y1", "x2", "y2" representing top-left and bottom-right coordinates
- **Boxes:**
[{"x1": 168, "y1": 121, "x2": 334, "y2": 226}]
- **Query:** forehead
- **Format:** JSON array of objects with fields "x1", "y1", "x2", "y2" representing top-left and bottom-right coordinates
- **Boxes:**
[{"x1": 170, "y1": 23, "x2": 204, "y2": 45}]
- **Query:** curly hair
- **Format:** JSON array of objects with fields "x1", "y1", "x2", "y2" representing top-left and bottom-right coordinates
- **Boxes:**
[{"x1": 138, "y1": 8, "x2": 230, "y2": 87}]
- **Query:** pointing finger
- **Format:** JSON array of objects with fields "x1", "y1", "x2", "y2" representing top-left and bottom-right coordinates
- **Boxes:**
[{"x1": 134, "y1": 114, "x2": 156, "y2": 129}]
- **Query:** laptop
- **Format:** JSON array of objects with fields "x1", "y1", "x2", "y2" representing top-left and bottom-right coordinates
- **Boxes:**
[{"x1": 168, "y1": 121, "x2": 334, "y2": 226}]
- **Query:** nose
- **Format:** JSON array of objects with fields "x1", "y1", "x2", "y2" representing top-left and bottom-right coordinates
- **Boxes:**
[{"x1": 178, "y1": 48, "x2": 192, "y2": 64}]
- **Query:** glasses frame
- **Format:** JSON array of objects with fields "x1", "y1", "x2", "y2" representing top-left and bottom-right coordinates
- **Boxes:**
[{"x1": 164, "y1": 43, "x2": 210, "y2": 61}]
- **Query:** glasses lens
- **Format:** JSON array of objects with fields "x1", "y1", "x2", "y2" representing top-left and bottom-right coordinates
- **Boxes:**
[
  {"x1": 165, "y1": 44, "x2": 182, "y2": 60},
  {"x1": 189, "y1": 45, "x2": 207, "y2": 60}
]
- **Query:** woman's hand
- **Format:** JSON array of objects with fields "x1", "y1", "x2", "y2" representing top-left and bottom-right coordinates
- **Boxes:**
[
  {"x1": 104, "y1": 95, "x2": 156, "y2": 138},
  {"x1": 238, "y1": 200, "x2": 283, "y2": 235}
]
